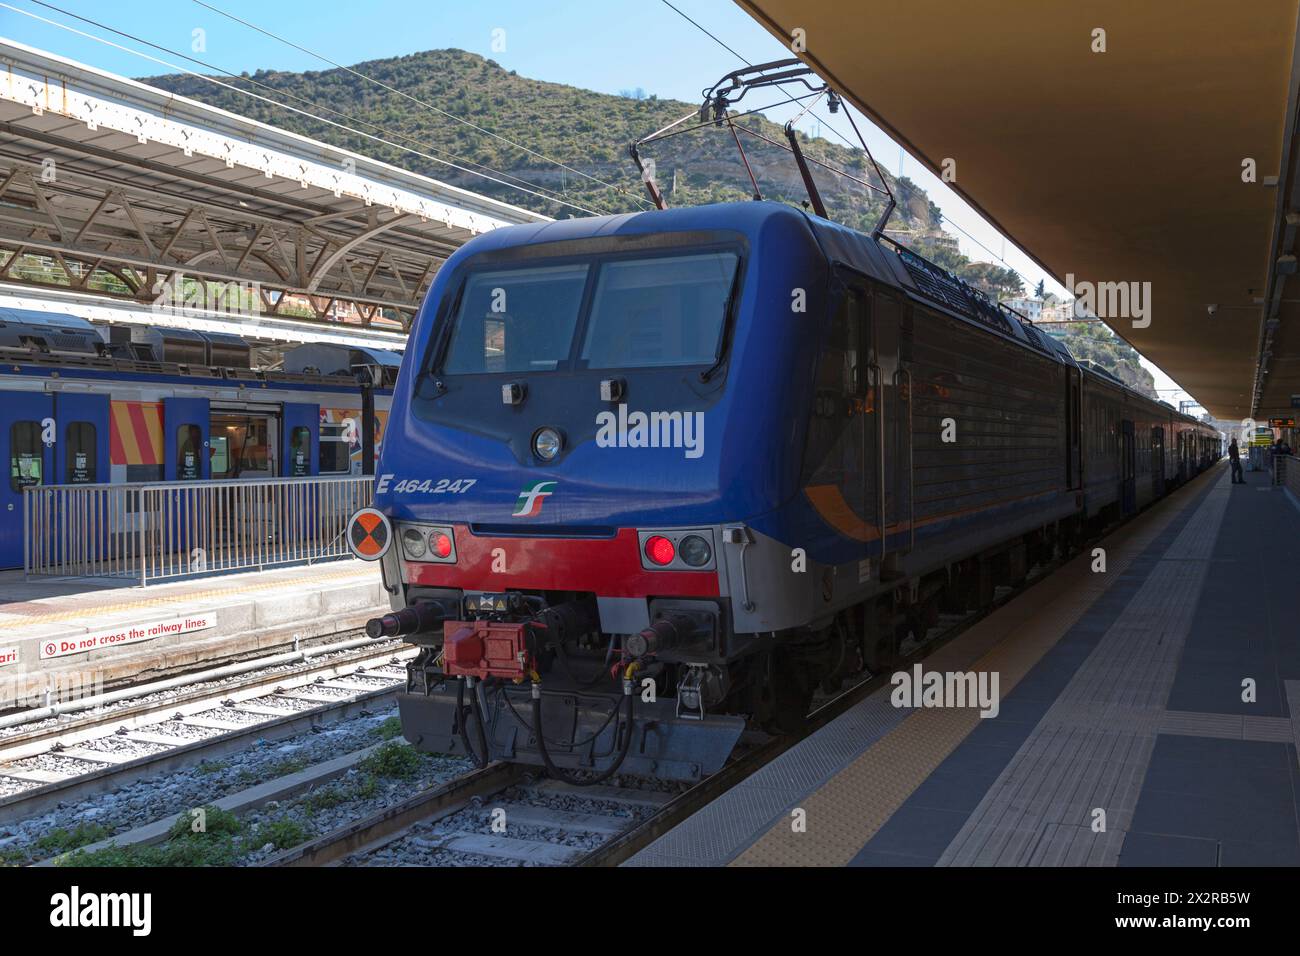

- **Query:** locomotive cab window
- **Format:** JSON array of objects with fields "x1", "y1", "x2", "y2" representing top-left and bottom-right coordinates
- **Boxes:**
[
  {"x1": 436, "y1": 247, "x2": 742, "y2": 376},
  {"x1": 443, "y1": 264, "x2": 589, "y2": 374},
  {"x1": 65, "y1": 421, "x2": 96, "y2": 484},
  {"x1": 581, "y1": 251, "x2": 739, "y2": 369},
  {"x1": 9, "y1": 421, "x2": 43, "y2": 492}
]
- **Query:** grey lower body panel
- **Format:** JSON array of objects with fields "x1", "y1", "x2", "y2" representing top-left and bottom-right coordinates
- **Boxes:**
[{"x1": 398, "y1": 685, "x2": 746, "y2": 783}]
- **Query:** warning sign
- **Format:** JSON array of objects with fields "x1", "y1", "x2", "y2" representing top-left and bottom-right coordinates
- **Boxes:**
[
  {"x1": 347, "y1": 508, "x2": 391, "y2": 561},
  {"x1": 39, "y1": 614, "x2": 216, "y2": 661},
  {"x1": 0, "y1": 646, "x2": 17, "y2": 669}
]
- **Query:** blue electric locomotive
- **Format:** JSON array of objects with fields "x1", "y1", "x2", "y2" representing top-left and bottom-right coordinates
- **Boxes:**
[{"x1": 365, "y1": 200, "x2": 1218, "y2": 782}]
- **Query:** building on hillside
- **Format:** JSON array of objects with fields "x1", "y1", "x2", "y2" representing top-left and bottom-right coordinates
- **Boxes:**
[
  {"x1": 1042, "y1": 299, "x2": 1082, "y2": 323},
  {"x1": 1001, "y1": 295, "x2": 1043, "y2": 322}
]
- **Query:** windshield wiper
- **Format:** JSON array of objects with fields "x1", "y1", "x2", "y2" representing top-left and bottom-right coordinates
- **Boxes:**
[{"x1": 700, "y1": 265, "x2": 744, "y2": 383}]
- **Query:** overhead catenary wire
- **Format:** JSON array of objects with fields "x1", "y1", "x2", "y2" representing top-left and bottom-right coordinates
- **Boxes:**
[
  {"x1": 15, "y1": 0, "x2": 614, "y2": 215},
  {"x1": 5, "y1": 0, "x2": 613, "y2": 217},
  {"x1": 656, "y1": 0, "x2": 1042, "y2": 292},
  {"x1": 191, "y1": 0, "x2": 653, "y2": 211}
]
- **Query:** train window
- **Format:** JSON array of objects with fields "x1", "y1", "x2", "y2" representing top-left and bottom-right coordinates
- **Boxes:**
[
  {"x1": 581, "y1": 252, "x2": 739, "y2": 369},
  {"x1": 319, "y1": 422, "x2": 352, "y2": 474},
  {"x1": 289, "y1": 426, "x2": 310, "y2": 477},
  {"x1": 175, "y1": 424, "x2": 202, "y2": 480},
  {"x1": 65, "y1": 421, "x2": 96, "y2": 484},
  {"x1": 443, "y1": 264, "x2": 589, "y2": 374},
  {"x1": 9, "y1": 421, "x2": 43, "y2": 492},
  {"x1": 210, "y1": 435, "x2": 230, "y2": 475}
]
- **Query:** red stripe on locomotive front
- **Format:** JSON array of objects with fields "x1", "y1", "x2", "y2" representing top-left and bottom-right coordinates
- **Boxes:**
[{"x1": 402, "y1": 527, "x2": 720, "y2": 598}]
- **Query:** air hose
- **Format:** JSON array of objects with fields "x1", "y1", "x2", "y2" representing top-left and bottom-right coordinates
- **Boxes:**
[
  {"x1": 455, "y1": 677, "x2": 490, "y2": 769},
  {"x1": 531, "y1": 666, "x2": 635, "y2": 787}
]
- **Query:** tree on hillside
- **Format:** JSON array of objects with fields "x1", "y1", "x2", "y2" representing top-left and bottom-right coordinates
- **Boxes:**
[{"x1": 139, "y1": 49, "x2": 1030, "y2": 302}]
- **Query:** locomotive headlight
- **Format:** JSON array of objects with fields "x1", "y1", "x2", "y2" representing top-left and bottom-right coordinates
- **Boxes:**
[
  {"x1": 533, "y1": 427, "x2": 563, "y2": 462},
  {"x1": 401, "y1": 527, "x2": 427, "y2": 559},
  {"x1": 678, "y1": 534, "x2": 712, "y2": 568}
]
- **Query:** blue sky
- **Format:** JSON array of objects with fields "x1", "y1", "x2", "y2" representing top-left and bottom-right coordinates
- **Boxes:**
[{"x1": 0, "y1": 0, "x2": 1195, "y2": 406}]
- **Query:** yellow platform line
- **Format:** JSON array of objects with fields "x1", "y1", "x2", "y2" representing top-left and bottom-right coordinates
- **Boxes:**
[
  {"x1": 732, "y1": 467, "x2": 1225, "y2": 867},
  {"x1": 3, "y1": 566, "x2": 377, "y2": 626}
]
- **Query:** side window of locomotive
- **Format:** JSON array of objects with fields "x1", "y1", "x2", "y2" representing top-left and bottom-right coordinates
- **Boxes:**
[
  {"x1": 175, "y1": 424, "x2": 202, "y2": 480},
  {"x1": 9, "y1": 421, "x2": 43, "y2": 492},
  {"x1": 65, "y1": 421, "x2": 96, "y2": 484},
  {"x1": 319, "y1": 422, "x2": 352, "y2": 474},
  {"x1": 582, "y1": 251, "x2": 739, "y2": 369},
  {"x1": 442, "y1": 264, "x2": 589, "y2": 374}
]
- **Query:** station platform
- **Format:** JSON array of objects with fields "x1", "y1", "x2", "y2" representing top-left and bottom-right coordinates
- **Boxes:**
[
  {"x1": 0, "y1": 559, "x2": 388, "y2": 694},
  {"x1": 628, "y1": 463, "x2": 1300, "y2": 867}
]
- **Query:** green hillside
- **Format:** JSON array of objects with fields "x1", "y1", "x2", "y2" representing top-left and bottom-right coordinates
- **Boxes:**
[
  {"x1": 139, "y1": 48, "x2": 1151, "y2": 391},
  {"x1": 139, "y1": 49, "x2": 1017, "y2": 290}
]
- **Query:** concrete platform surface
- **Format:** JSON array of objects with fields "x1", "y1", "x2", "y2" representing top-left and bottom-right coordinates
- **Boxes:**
[
  {"x1": 0, "y1": 559, "x2": 389, "y2": 694},
  {"x1": 627, "y1": 464, "x2": 1300, "y2": 867}
]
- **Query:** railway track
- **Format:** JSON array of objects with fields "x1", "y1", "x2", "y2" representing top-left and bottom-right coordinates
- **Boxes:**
[
  {"x1": 14, "y1": 517, "x2": 1110, "y2": 867},
  {"x1": 262, "y1": 552, "x2": 1068, "y2": 867},
  {"x1": 0, "y1": 640, "x2": 417, "y2": 823}
]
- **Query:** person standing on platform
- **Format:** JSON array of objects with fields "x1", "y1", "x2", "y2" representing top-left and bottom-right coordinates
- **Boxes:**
[{"x1": 1229, "y1": 438, "x2": 1244, "y2": 484}]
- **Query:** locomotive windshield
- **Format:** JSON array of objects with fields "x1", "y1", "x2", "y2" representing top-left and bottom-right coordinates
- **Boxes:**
[{"x1": 439, "y1": 249, "x2": 739, "y2": 374}]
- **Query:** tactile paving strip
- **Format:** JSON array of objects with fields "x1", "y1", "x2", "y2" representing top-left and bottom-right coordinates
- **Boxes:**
[
  {"x1": 935, "y1": 477, "x2": 1231, "y2": 866},
  {"x1": 1159, "y1": 710, "x2": 1294, "y2": 742},
  {"x1": 626, "y1": 469, "x2": 1225, "y2": 867}
]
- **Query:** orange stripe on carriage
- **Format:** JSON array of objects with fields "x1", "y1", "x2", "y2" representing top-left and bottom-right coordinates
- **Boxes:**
[{"x1": 110, "y1": 401, "x2": 163, "y2": 466}]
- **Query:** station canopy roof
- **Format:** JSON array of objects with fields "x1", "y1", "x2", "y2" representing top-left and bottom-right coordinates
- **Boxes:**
[
  {"x1": 0, "y1": 38, "x2": 547, "y2": 340},
  {"x1": 736, "y1": 0, "x2": 1300, "y2": 420}
]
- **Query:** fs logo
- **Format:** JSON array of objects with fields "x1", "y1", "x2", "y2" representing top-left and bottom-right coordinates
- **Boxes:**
[{"x1": 512, "y1": 480, "x2": 557, "y2": 517}]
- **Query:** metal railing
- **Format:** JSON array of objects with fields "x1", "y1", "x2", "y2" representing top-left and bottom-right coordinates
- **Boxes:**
[
  {"x1": 1280, "y1": 454, "x2": 1299, "y2": 497},
  {"x1": 24, "y1": 475, "x2": 373, "y2": 584}
]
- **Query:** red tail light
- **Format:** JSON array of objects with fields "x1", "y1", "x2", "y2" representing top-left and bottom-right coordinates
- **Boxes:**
[
  {"x1": 430, "y1": 531, "x2": 453, "y2": 559},
  {"x1": 644, "y1": 534, "x2": 676, "y2": 566}
]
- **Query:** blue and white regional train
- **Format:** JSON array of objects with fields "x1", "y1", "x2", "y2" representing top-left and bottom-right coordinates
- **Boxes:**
[
  {"x1": 368, "y1": 201, "x2": 1219, "y2": 783},
  {"x1": 0, "y1": 308, "x2": 399, "y2": 570}
]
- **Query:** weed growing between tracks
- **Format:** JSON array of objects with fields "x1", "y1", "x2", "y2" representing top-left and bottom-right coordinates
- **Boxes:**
[
  {"x1": 59, "y1": 741, "x2": 453, "y2": 867},
  {"x1": 371, "y1": 716, "x2": 404, "y2": 741}
]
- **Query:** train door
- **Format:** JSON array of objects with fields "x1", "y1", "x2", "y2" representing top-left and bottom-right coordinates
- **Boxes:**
[
  {"x1": 163, "y1": 397, "x2": 210, "y2": 481},
  {"x1": 1120, "y1": 419, "x2": 1136, "y2": 515},
  {"x1": 872, "y1": 287, "x2": 911, "y2": 554},
  {"x1": 53, "y1": 393, "x2": 110, "y2": 486},
  {"x1": 0, "y1": 393, "x2": 53, "y2": 569},
  {"x1": 1151, "y1": 425, "x2": 1165, "y2": 498},
  {"x1": 210, "y1": 407, "x2": 278, "y2": 479},
  {"x1": 281, "y1": 403, "x2": 319, "y2": 478}
]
